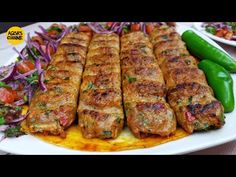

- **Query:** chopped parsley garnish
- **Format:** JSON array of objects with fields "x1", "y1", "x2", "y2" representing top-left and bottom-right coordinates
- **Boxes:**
[
  {"x1": 27, "y1": 47, "x2": 40, "y2": 59},
  {"x1": 161, "y1": 35, "x2": 168, "y2": 40},
  {"x1": 32, "y1": 47, "x2": 41, "y2": 56},
  {"x1": 83, "y1": 82, "x2": 94, "y2": 92},
  {"x1": 103, "y1": 131, "x2": 112, "y2": 137},
  {"x1": 25, "y1": 72, "x2": 39, "y2": 84},
  {"x1": 122, "y1": 26, "x2": 130, "y2": 33},
  {"x1": 47, "y1": 65, "x2": 57, "y2": 71},
  {"x1": 188, "y1": 96, "x2": 193, "y2": 105},
  {"x1": 4, "y1": 125, "x2": 24, "y2": 137},
  {"x1": 0, "y1": 117, "x2": 5, "y2": 125},
  {"x1": 116, "y1": 117, "x2": 122, "y2": 124},
  {"x1": 44, "y1": 79, "x2": 50, "y2": 83},
  {"x1": 177, "y1": 99, "x2": 182, "y2": 106},
  {"x1": 206, "y1": 26, "x2": 216, "y2": 35},
  {"x1": 180, "y1": 53, "x2": 189, "y2": 57},
  {"x1": 0, "y1": 81, "x2": 11, "y2": 88},
  {"x1": 15, "y1": 106, "x2": 22, "y2": 111},
  {"x1": 16, "y1": 56, "x2": 21, "y2": 61},
  {"x1": 204, "y1": 123, "x2": 209, "y2": 130},
  {"x1": 37, "y1": 102, "x2": 47, "y2": 110},
  {"x1": 48, "y1": 26, "x2": 63, "y2": 33},
  {"x1": 127, "y1": 76, "x2": 137, "y2": 83}
]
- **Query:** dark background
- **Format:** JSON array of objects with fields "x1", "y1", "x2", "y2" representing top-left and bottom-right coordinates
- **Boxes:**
[{"x1": 0, "y1": 22, "x2": 34, "y2": 33}]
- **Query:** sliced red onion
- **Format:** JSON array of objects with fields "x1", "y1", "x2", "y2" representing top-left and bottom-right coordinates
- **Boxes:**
[
  {"x1": 56, "y1": 27, "x2": 70, "y2": 42},
  {"x1": 0, "y1": 63, "x2": 17, "y2": 82},
  {"x1": 9, "y1": 112, "x2": 29, "y2": 123},
  {"x1": 26, "y1": 46, "x2": 40, "y2": 61},
  {"x1": 31, "y1": 42, "x2": 50, "y2": 63},
  {"x1": 7, "y1": 81, "x2": 19, "y2": 90},
  {"x1": 140, "y1": 22, "x2": 147, "y2": 33},
  {"x1": 14, "y1": 69, "x2": 37, "y2": 80},
  {"x1": 143, "y1": 23, "x2": 146, "y2": 34},
  {"x1": 35, "y1": 57, "x2": 42, "y2": 74},
  {"x1": 110, "y1": 22, "x2": 118, "y2": 30},
  {"x1": 21, "y1": 48, "x2": 28, "y2": 58},
  {"x1": 45, "y1": 42, "x2": 52, "y2": 62},
  {"x1": 35, "y1": 31, "x2": 57, "y2": 44},
  {"x1": 39, "y1": 71, "x2": 47, "y2": 92},
  {"x1": 13, "y1": 47, "x2": 27, "y2": 60},
  {"x1": 87, "y1": 22, "x2": 103, "y2": 33},
  {"x1": 87, "y1": 22, "x2": 113, "y2": 34},
  {"x1": 140, "y1": 22, "x2": 144, "y2": 30},
  {"x1": 0, "y1": 125, "x2": 9, "y2": 132},
  {"x1": 117, "y1": 22, "x2": 125, "y2": 34},
  {"x1": 26, "y1": 33, "x2": 32, "y2": 48},
  {"x1": 112, "y1": 23, "x2": 122, "y2": 32},
  {"x1": 51, "y1": 42, "x2": 57, "y2": 53},
  {"x1": 38, "y1": 25, "x2": 48, "y2": 34},
  {"x1": 13, "y1": 99, "x2": 26, "y2": 106},
  {"x1": 28, "y1": 85, "x2": 34, "y2": 103}
]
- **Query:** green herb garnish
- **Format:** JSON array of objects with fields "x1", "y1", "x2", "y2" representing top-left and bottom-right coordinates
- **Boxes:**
[
  {"x1": 0, "y1": 117, "x2": 5, "y2": 125},
  {"x1": 47, "y1": 65, "x2": 57, "y2": 71},
  {"x1": 180, "y1": 53, "x2": 189, "y2": 57},
  {"x1": 162, "y1": 35, "x2": 168, "y2": 40},
  {"x1": 48, "y1": 26, "x2": 62, "y2": 33},
  {"x1": 83, "y1": 82, "x2": 94, "y2": 92},
  {"x1": 116, "y1": 117, "x2": 121, "y2": 124},
  {"x1": 188, "y1": 96, "x2": 193, "y2": 105},
  {"x1": 4, "y1": 125, "x2": 24, "y2": 137},
  {"x1": 103, "y1": 131, "x2": 112, "y2": 137},
  {"x1": 127, "y1": 76, "x2": 137, "y2": 83},
  {"x1": 206, "y1": 26, "x2": 216, "y2": 35},
  {"x1": 16, "y1": 56, "x2": 21, "y2": 61},
  {"x1": 25, "y1": 72, "x2": 39, "y2": 84},
  {"x1": 15, "y1": 106, "x2": 22, "y2": 111},
  {"x1": 122, "y1": 26, "x2": 130, "y2": 33},
  {"x1": 37, "y1": 102, "x2": 47, "y2": 110},
  {"x1": 0, "y1": 81, "x2": 11, "y2": 88}
]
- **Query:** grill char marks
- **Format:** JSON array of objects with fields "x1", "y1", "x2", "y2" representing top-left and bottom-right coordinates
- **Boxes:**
[
  {"x1": 22, "y1": 32, "x2": 92, "y2": 137},
  {"x1": 150, "y1": 25, "x2": 224, "y2": 133},
  {"x1": 78, "y1": 33, "x2": 124, "y2": 139},
  {"x1": 121, "y1": 31, "x2": 176, "y2": 138}
]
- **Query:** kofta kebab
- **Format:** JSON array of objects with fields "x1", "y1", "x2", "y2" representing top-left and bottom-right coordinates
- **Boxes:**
[{"x1": 22, "y1": 25, "x2": 224, "y2": 139}]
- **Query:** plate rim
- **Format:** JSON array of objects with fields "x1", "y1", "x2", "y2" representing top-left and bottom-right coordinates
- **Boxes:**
[
  {"x1": 0, "y1": 22, "x2": 236, "y2": 155},
  {"x1": 193, "y1": 22, "x2": 236, "y2": 47}
]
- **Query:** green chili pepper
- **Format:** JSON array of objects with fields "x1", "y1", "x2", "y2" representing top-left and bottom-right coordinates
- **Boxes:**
[
  {"x1": 182, "y1": 30, "x2": 236, "y2": 72},
  {"x1": 198, "y1": 60, "x2": 234, "y2": 113}
]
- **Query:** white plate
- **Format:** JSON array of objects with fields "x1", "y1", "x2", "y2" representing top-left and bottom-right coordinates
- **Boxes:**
[
  {"x1": 193, "y1": 22, "x2": 236, "y2": 47},
  {"x1": 0, "y1": 22, "x2": 236, "y2": 155}
]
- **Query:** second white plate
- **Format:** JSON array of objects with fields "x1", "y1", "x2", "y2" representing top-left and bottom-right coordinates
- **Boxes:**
[{"x1": 193, "y1": 22, "x2": 236, "y2": 47}]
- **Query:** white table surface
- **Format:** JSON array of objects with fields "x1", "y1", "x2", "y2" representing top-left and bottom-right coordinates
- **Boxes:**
[{"x1": 1, "y1": 23, "x2": 236, "y2": 155}]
